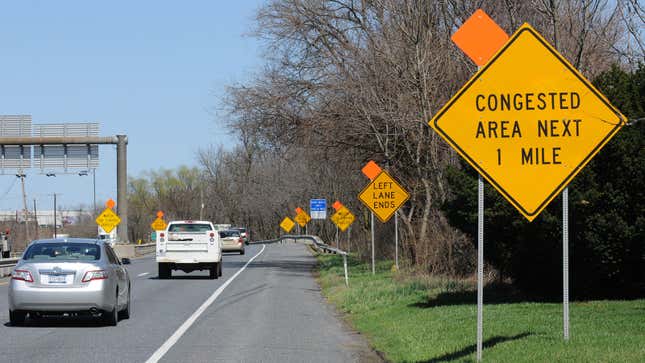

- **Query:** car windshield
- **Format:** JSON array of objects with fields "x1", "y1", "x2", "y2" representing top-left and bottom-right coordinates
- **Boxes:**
[
  {"x1": 23, "y1": 242, "x2": 100, "y2": 261},
  {"x1": 219, "y1": 230, "x2": 240, "y2": 238},
  {"x1": 168, "y1": 223, "x2": 212, "y2": 232}
]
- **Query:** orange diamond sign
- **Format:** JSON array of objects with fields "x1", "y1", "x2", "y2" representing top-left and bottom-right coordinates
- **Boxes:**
[
  {"x1": 429, "y1": 24, "x2": 626, "y2": 221},
  {"x1": 451, "y1": 9, "x2": 509, "y2": 66},
  {"x1": 361, "y1": 160, "x2": 382, "y2": 180}
]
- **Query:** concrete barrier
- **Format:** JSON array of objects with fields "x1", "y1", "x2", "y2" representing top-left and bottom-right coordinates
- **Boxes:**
[
  {"x1": 114, "y1": 243, "x2": 155, "y2": 258},
  {"x1": 0, "y1": 258, "x2": 19, "y2": 277}
]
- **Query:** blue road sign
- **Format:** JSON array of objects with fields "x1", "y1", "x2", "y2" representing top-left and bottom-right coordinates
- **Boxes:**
[{"x1": 310, "y1": 199, "x2": 327, "y2": 219}]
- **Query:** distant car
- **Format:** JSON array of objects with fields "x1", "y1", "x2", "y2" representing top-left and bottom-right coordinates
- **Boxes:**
[
  {"x1": 8, "y1": 238, "x2": 131, "y2": 326},
  {"x1": 232, "y1": 227, "x2": 250, "y2": 245},
  {"x1": 219, "y1": 229, "x2": 245, "y2": 254}
]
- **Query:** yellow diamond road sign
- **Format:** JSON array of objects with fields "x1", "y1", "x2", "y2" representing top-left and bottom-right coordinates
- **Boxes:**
[
  {"x1": 331, "y1": 206, "x2": 355, "y2": 232},
  {"x1": 359, "y1": 171, "x2": 410, "y2": 223},
  {"x1": 280, "y1": 217, "x2": 295, "y2": 233},
  {"x1": 429, "y1": 24, "x2": 625, "y2": 221},
  {"x1": 294, "y1": 210, "x2": 311, "y2": 227},
  {"x1": 151, "y1": 217, "x2": 167, "y2": 231},
  {"x1": 95, "y1": 208, "x2": 121, "y2": 233}
]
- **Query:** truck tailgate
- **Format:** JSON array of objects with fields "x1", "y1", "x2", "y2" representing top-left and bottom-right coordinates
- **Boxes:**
[{"x1": 166, "y1": 232, "x2": 209, "y2": 252}]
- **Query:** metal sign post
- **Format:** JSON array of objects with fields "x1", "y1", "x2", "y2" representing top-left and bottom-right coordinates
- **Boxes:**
[
  {"x1": 477, "y1": 175, "x2": 484, "y2": 361},
  {"x1": 426, "y1": 9, "x2": 626, "y2": 361},
  {"x1": 335, "y1": 225, "x2": 339, "y2": 248},
  {"x1": 563, "y1": 187, "x2": 570, "y2": 340},
  {"x1": 343, "y1": 254, "x2": 349, "y2": 286},
  {"x1": 395, "y1": 211, "x2": 399, "y2": 270},
  {"x1": 371, "y1": 212, "x2": 375, "y2": 275}
]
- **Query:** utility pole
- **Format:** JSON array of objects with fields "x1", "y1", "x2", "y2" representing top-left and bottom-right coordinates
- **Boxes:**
[
  {"x1": 53, "y1": 193, "x2": 58, "y2": 238},
  {"x1": 17, "y1": 172, "x2": 30, "y2": 242},
  {"x1": 93, "y1": 168, "x2": 97, "y2": 216},
  {"x1": 200, "y1": 187, "x2": 204, "y2": 220},
  {"x1": 33, "y1": 198, "x2": 39, "y2": 239}
]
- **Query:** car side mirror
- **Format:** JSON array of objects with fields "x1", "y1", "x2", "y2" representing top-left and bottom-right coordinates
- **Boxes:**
[{"x1": 120, "y1": 257, "x2": 131, "y2": 265}]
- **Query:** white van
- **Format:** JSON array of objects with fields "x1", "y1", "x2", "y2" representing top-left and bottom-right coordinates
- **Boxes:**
[{"x1": 156, "y1": 220, "x2": 222, "y2": 279}]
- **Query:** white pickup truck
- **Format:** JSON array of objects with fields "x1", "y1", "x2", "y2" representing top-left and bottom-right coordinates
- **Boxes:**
[{"x1": 156, "y1": 220, "x2": 222, "y2": 279}]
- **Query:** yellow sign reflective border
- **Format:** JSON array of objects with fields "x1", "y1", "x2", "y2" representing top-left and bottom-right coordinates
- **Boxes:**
[
  {"x1": 280, "y1": 217, "x2": 295, "y2": 233},
  {"x1": 429, "y1": 24, "x2": 625, "y2": 221},
  {"x1": 331, "y1": 206, "x2": 355, "y2": 232},
  {"x1": 358, "y1": 171, "x2": 410, "y2": 223},
  {"x1": 96, "y1": 208, "x2": 121, "y2": 233}
]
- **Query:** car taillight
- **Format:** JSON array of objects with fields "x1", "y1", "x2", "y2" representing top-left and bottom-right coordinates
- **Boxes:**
[
  {"x1": 11, "y1": 269, "x2": 33, "y2": 282},
  {"x1": 238, "y1": 237, "x2": 244, "y2": 244},
  {"x1": 82, "y1": 270, "x2": 108, "y2": 282}
]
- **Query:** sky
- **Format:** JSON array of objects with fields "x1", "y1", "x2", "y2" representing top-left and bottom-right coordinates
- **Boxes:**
[{"x1": 0, "y1": 1, "x2": 265, "y2": 211}]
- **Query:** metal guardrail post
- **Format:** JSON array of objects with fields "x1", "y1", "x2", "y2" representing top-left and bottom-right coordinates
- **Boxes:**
[{"x1": 343, "y1": 254, "x2": 348, "y2": 287}]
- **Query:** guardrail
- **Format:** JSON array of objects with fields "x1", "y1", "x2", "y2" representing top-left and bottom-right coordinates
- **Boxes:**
[
  {"x1": 250, "y1": 235, "x2": 350, "y2": 286},
  {"x1": 0, "y1": 258, "x2": 20, "y2": 277}
]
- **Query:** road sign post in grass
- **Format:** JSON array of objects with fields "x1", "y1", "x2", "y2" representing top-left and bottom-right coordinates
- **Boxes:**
[
  {"x1": 431, "y1": 8, "x2": 626, "y2": 361},
  {"x1": 359, "y1": 161, "x2": 409, "y2": 275},
  {"x1": 294, "y1": 207, "x2": 311, "y2": 235}
]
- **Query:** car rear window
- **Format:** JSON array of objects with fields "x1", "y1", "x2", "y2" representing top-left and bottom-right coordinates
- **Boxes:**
[
  {"x1": 219, "y1": 230, "x2": 240, "y2": 238},
  {"x1": 168, "y1": 223, "x2": 212, "y2": 232},
  {"x1": 23, "y1": 243, "x2": 100, "y2": 261}
]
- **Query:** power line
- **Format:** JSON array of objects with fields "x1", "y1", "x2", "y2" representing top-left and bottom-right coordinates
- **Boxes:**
[{"x1": 0, "y1": 178, "x2": 17, "y2": 200}]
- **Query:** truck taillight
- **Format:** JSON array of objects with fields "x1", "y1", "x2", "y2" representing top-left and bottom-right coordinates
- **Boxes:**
[
  {"x1": 210, "y1": 232, "x2": 215, "y2": 238},
  {"x1": 11, "y1": 269, "x2": 33, "y2": 282},
  {"x1": 160, "y1": 233, "x2": 165, "y2": 238},
  {"x1": 82, "y1": 270, "x2": 108, "y2": 282}
]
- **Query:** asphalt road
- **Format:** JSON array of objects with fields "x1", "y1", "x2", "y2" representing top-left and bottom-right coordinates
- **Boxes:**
[{"x1": 0, "y1": 243, "x2": 381, "y2": 363}]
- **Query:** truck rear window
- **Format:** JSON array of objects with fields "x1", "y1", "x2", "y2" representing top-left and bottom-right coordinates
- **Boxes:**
[{"x1": 168, "y1": 224, "x2": 212, "y2": 233}]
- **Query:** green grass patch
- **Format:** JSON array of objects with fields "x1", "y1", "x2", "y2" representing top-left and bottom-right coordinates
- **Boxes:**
[{"x1": 316, "y1": 253, "x2": 645, "y2": 362}]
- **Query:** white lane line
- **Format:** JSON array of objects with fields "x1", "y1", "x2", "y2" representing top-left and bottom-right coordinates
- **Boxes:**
[
  {"x1": 138, "y1": 272, "x2": 150, "y2": 277},
  {"x1": 145, "y1": 244, "x2": 266, "y2": 363}
]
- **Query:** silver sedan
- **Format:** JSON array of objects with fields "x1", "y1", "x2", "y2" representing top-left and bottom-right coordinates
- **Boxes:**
[{"x1": 8, "y1": 238, "x2": 131, "y2": 326}]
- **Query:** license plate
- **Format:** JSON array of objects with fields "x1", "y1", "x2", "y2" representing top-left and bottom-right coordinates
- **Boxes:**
[{"x1": 48, "y1": 274, "x2": 67, "y2": 283}]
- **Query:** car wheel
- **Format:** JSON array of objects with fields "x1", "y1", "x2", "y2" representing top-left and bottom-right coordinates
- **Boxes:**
[
  {"x1": 119, "y1": 284, "x2": 131, "y2": 320},
  {"x1": 209, "y1": 263, "x2": 218, "y2": 279},
  {"x1": 240, "y1": 248, "x2": 245, "y2": 255},
  {"x1": 158, "y1": 263, "x2": 171, "y2": 279},
  {"x1": 219, "y1": 260, "x2": 223, "y2": 277},
  {"x1": 104, "y1": 290, "x2": 119, "y2": 326},
  {"x1": 9, "y1": 310, "x2": 26, "y2": 326}
]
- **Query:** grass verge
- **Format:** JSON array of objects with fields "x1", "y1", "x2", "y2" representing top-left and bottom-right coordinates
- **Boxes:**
[{"x1": 316, "y1": 253, "x2": 645, "y2": 363}]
